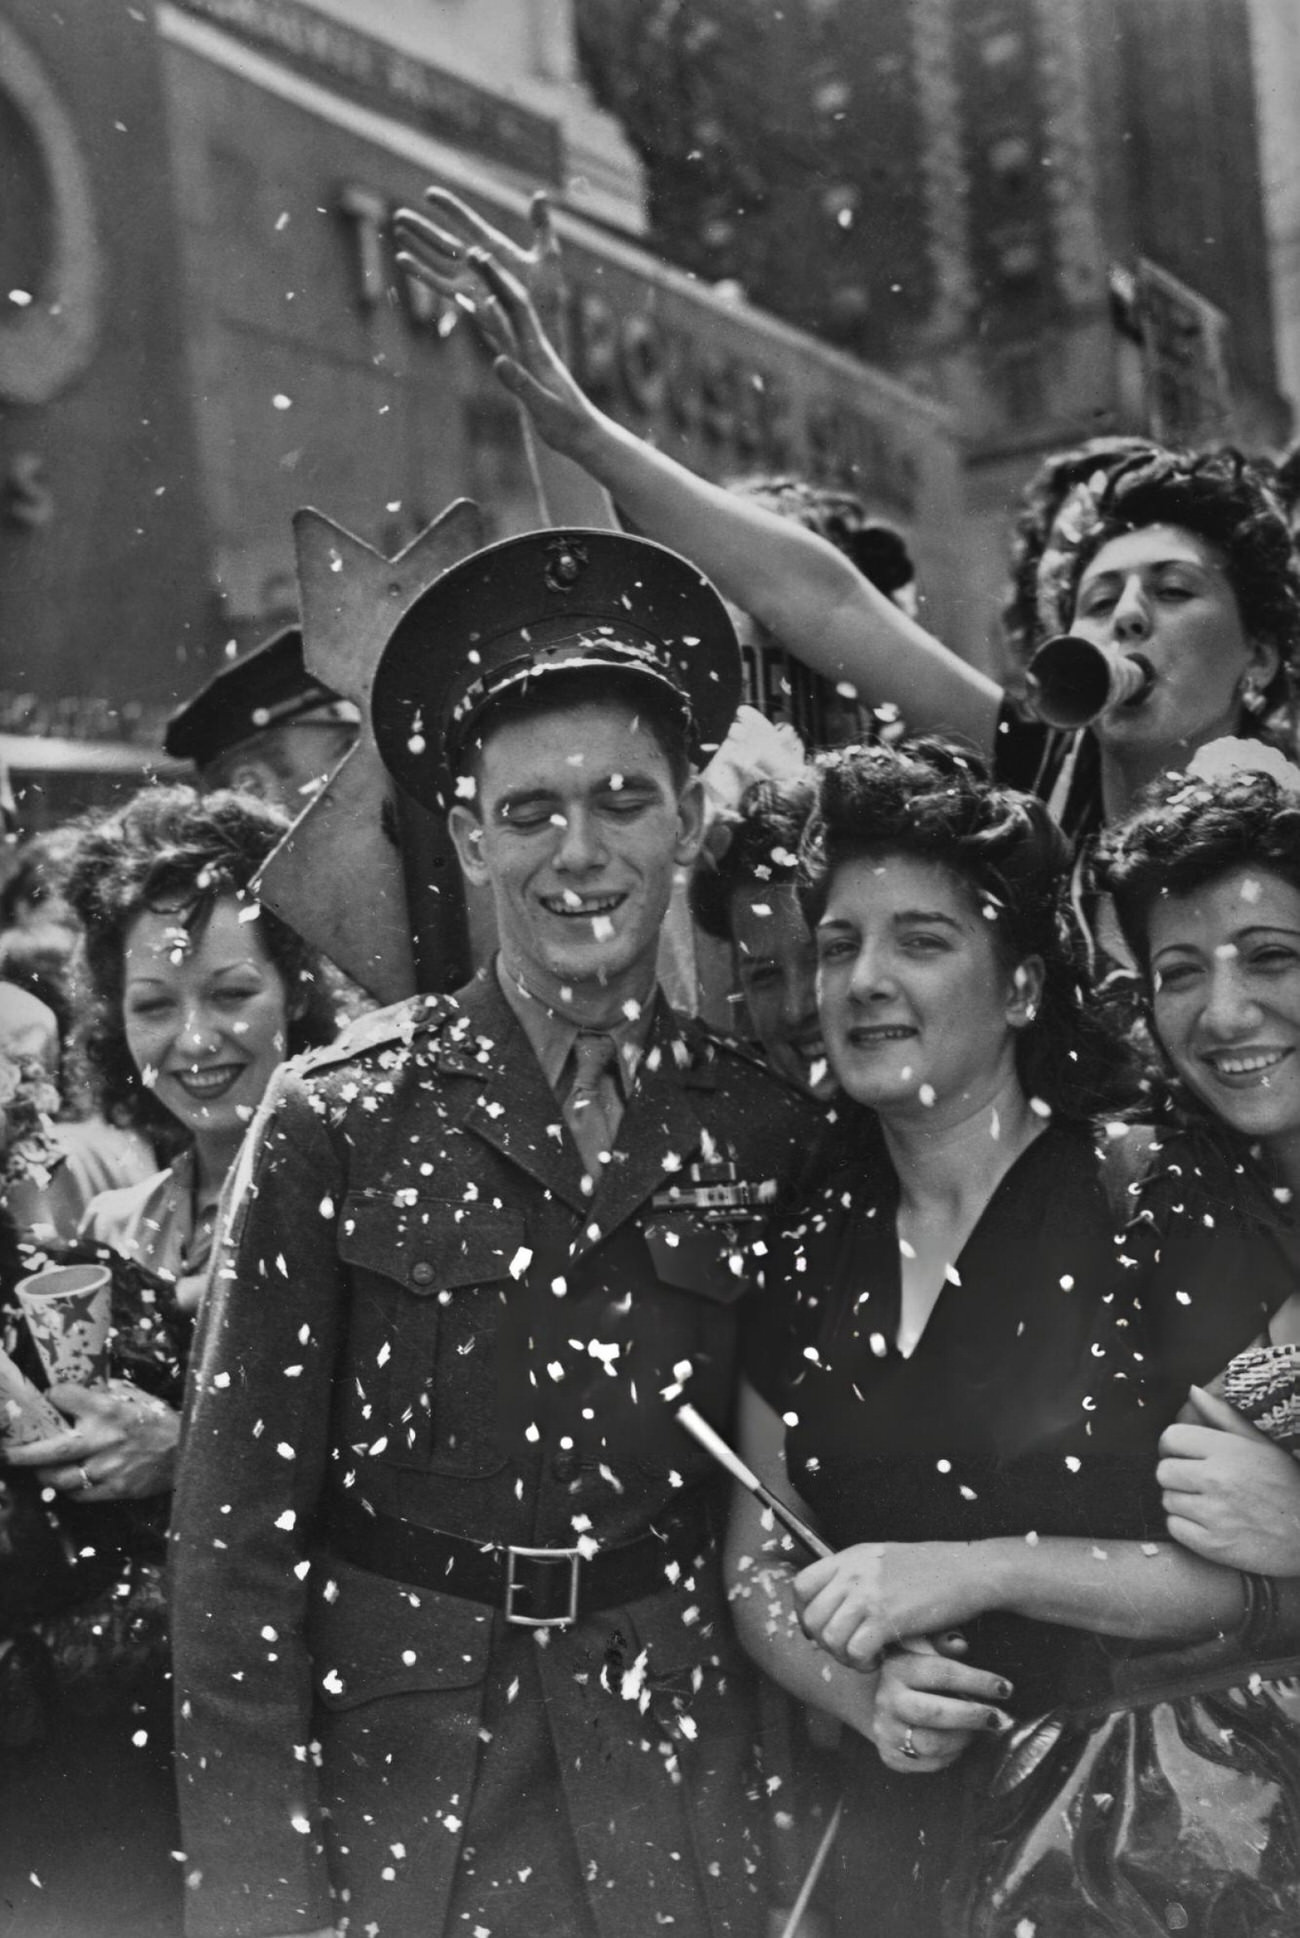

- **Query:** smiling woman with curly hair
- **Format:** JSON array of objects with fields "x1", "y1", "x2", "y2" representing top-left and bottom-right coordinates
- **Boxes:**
[
  {"x1": 1093, "y1": 748, "x2": 1300, "y2": 1525},
  {"x1": 9, "y1": 785, "x2": 337, "y2": 1505},
  {"x1": 0, "y1": 785, "x2": 338, "y2": 1938},
  {"x1": 68, "y1": 785, "x2": 337, "y2": 1149}
]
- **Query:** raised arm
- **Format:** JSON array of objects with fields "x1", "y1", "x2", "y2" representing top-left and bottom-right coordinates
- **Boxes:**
[
  {"x1": 407, "y1": 238, "x2": 1003, "y2": 755},
  {"x1": 394, "y1": 190, "x2": 616, "y2": 532}
]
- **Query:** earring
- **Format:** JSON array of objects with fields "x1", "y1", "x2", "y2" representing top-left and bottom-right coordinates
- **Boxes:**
[{"x1": 1241, "y1": 676, "x2": 1268, "y2": 717}]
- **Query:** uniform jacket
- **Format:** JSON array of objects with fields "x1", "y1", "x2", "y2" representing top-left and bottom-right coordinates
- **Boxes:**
[{"x1": 171, "y1": 969, "x2": 824, "y2": 1938}]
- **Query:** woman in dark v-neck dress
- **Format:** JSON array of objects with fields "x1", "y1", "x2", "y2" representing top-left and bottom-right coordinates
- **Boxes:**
[{"x1": 726, "y1": 742, "x2": 1283, "y2": 1936}]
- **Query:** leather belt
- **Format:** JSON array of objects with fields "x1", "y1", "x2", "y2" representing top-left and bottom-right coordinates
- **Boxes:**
[{"x1": 322, "y1": 1488, "x2": 715, "y2": 1628}]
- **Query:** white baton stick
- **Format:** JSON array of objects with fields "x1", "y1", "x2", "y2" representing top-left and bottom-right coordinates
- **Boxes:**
[
  {"x1": 778, "y1": 1798, "x2": 843, "y2": 1938},
  {"x1": 675, "y1": 1403, "x2": 833, "y2": 1559},
  {"x1": 676, "y1": 1403, "x2": 841, "y2": 1935}
]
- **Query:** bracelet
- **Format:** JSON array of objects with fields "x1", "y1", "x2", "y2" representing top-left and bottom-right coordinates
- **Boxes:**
[{"x1": 1237, "y1": 1570, "x2": 1280, "y2": 1655}]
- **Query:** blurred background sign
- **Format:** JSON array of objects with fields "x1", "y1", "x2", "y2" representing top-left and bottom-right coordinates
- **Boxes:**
[
  {"x1": 1134, "y1": 258, "x2": 1234, "y2": 447},
  {"x1": 0, "y1": 0, "x2": 211, "y2": 786},
  {"x1": 3, "y1": 0, "x2": 1298, "y2": 833}
]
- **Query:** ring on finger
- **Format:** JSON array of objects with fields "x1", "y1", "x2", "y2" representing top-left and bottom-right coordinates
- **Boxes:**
[
  {"x1": 900, "y1": 1726, "x2": 920, "y2": 1760},
  {"x1": 77, "y1": 1465, "x2": 92, "y2": 1491}
]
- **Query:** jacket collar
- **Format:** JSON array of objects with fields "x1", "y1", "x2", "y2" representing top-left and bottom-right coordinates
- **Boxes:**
[
  {"x1": 447, "y1": 970, "x2": 714, "y2": 1242},
  {"x1": 579, "y1": 1000, "x2": 715, "y2": 1251},
  {"x1": 493, "y1": 955, "x2": 653, "y2": 1098},
  {"x1": 443, "y1": 970, "x2": 585, "y2": 1211}
]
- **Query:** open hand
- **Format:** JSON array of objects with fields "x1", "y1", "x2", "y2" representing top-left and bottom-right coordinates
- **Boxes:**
[
  {"x1": 393, "y1": 187, "x2": 568, "y2": 343},
  {"x1": 394, "y1": 203, "x2": 595, "y2": 463},
  {"x1": 4, "y1": 1379, "x2": 180, "y2": 1500},
  {"x1": 1158, "y1": 1385, "x2": 1300, "y2": 1575},
  {"x1": 872, "y1": 1636, "x2": 1013, "y2": 1775}
]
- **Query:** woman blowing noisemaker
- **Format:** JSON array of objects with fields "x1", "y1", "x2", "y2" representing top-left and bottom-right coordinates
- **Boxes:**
[
  {"x1": 394, "y1": 201, "x2": 1299, "y2": 853},
  {"x1": 1097, "y1": 745, "x2": 1300, "y2": 1584}
]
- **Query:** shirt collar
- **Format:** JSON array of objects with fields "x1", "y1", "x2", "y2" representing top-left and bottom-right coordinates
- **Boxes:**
[{"x1": 494, "y1": 954, "x2": 656, "y2": 1098}]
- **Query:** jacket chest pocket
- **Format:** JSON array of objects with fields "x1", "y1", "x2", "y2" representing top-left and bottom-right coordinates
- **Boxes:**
[
  {"x1": 338, "y1": 1195, "x2": 527, "y2": 1478},
  {"x1": 610, "y1": 1215, "x2": 752, "y2": 1467},
  {"x1": 643, "y1": 1213, "x2": 754, "y2": 1305}
]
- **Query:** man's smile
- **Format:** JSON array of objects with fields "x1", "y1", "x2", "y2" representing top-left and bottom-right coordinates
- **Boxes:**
[{"x1": 539, "y1": 891, "x2": 627, "y2": 918}]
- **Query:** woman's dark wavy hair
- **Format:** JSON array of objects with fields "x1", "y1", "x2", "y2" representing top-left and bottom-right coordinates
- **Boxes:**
[
  {"x1": 64, "y1": 786, "x2": 338, "y2": 1135},
  {"x1": 1272, "y1": 440, "x2": 1300, "y2": 520},
  {"x1": 1001, "y1": 435, "x2": 1160, "y2": 664},
  {"x1": 1096, "y1": 765, "x2": 1300, "y2": 973},
  {"x1": 690, "y1": 773, "x2": 818, "y2": 942},
  {"x1": 1095, "y1": 766, "x2": 1300, "y2": 1197},
  {"x1": 727, "y1": 476, "x2": 916, "y2": 595},
  {"x1": 1060, "y1": 447, "x2": 1300, "y2": 719},
  {"x1": 799, "y1": 738, "x2": 1136, "y2": 1119},
  {"x1": 0, "y1": 825, "x2": 81, "y2": 930}
]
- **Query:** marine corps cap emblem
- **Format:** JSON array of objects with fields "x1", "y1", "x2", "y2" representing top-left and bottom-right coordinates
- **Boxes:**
[{"x1": 544, "y1": 536, "x2": 588, "y2": 592}]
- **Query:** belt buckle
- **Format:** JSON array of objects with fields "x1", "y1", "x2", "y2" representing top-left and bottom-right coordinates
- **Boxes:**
[{"x1": 504, "y1": 1544, "x2": 583, "y2": 1627}]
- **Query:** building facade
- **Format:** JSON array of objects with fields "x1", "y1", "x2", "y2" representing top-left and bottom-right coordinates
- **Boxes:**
[
  {"x1": 575, "y1": 0, "x2": 1292, "y2": 668},
  {"x1": 1, "y1": 0, "x2": 969, "y2": 821},
  {"x1": 899, "y1": 0, "x2": 1291, "y2": 661},
  {"x1": 1249, "y1": 0, "x2": 1300, "y2": 421}
]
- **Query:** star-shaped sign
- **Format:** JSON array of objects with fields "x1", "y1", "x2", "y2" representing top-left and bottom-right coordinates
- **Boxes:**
[{"x1": 255, "y1": 498, "x2": 485, "y2": 1001}]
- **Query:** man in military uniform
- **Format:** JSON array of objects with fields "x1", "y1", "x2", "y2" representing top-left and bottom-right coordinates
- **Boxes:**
[
  {"x1": 164, "y1": 626, "x2": 359, "y2": 813},
  {"x1": 171, "y1": 530, "x2": 824, "y2": 1938}
]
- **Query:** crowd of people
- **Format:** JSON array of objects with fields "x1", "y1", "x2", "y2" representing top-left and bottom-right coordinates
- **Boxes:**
[{"x1": 3, "y1": 185, "x2": 1300, "y2": 1938}]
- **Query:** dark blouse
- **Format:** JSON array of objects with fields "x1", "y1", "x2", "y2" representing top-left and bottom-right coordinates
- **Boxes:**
[
  {"x1": 993, "y1": 702, "x2": 1099, "y2": 845},
  {"x1": 746, "y1": 1118, "x2": 1284, "y2": 1712},
  {"x1": 744, "y1": 1113, "x2": 1294, "y2": 1937}
]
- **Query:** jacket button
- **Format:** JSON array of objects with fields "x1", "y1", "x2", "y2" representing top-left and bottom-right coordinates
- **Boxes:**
[
  {"x1": 551, "y1": 1450, "x2": 581, "y2": 1482},
  {"x1": 410, "y1": 1261, "x2": 436, "y2": 1286}
]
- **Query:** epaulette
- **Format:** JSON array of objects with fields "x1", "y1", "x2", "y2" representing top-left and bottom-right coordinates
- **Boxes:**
[
  {"x1": 674, "y1": 1012, "x2": 805, "y2": 1092},
  {"x1": 295, "y1": 992, "x2": 459, "y2": 1075},
  {"x1": 685, "y1": 1016, "x2": 764, "y2": 1068}
]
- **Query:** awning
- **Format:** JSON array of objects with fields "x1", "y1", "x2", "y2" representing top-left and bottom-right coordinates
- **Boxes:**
[{"x1": 0, "y1": 733, "x2": 185, "y2": 776}]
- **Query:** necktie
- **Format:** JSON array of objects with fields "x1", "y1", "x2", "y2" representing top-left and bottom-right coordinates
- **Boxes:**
[{"x1": 564, "y1": 1031, "x2": 621, "y2": 1179}]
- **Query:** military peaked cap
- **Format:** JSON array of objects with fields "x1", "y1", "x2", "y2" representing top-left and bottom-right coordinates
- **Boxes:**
[
  {"x1": 370, "y1": 529, "x2": 741, "y2": 810},
  {"x1": 164, "y1": 626, "x2": 358, "y2": 767}
]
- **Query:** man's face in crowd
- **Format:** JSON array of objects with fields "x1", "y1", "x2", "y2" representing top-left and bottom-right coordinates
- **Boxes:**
[
  {"x1": 729, "y1": 880, "x2": 835, "y2": 1099},
  {"x1": 203, "y1": 721, "x2": 357, "y2": 815},
  {"x1": 450, "y1": 694, "x2": 705, "y2": 1016}
]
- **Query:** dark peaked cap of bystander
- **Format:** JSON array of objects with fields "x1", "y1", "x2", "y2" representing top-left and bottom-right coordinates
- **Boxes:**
[
  {"x1": 370, "y1": 527, "x2": 741, "y2": 810},
  {"x1": 163, "y1": 625, "x2": 358, "y2": 768}
]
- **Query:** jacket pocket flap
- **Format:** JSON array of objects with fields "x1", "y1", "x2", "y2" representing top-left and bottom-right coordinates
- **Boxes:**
[
  {"x1": 307, "y1": 1554, "x2": 494, "y2": 1706},
  {"x1": 644, "y1": 1217, "x2": 750, "y2": 1303},
  {"x1": 620, "y1": 1574, "x2": 744, "y2": 1678},
  {"x1": 338, "y1": 1194, "x2": 527, "y2": 1293}
]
